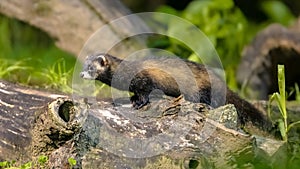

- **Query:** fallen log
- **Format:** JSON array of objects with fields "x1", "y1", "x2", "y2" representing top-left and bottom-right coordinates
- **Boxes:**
[{"x1": 0, "y1": 80, "x2": 285, "y2": 168}]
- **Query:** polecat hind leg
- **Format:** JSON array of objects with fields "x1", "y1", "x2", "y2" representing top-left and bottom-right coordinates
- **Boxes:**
[{"x1": 130, "y1": 94, "x2": 150, "y2": 109}]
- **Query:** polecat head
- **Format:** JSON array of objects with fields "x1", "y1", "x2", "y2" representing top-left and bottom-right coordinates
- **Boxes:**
[{"x1": 80, "y1": 53, "x2": 110, "y2": 80}]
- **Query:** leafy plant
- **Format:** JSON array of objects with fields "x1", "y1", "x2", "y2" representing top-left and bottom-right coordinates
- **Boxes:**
[
  {"x1": 20, "y1": 162, "x2": 32, "y2": 169},
  {"x1": 0, "y1": 59, "x2": 31, "y2": 83},
  {"x1": 154, "y1": 0, "x2": 296, "y2": 91},
  {"x1": 0, "y1": 160, "x2": 31, "y2": 169},
  {"x1": 68, "y1": 157, "x2": 76, "y2": 169},
  {"x1": 36, "y1": 155, "x2": 48, "y2": 168},
  {"x1": 157, "y1": 0, "x2": 248, "y2": 61},
  {"x1": 0, "y1": 14, "x2": 76, "y2": 92},
  {"x1": 268, "y1": 65, "x2": 300, "y2": 141},
  {"x1": 41, "y1": 58, "x2": 73, "y2": 93},
  {"x1": 0, "y1": 160, "x2": 15, "y2": 168},
  {"x1": 0, "y1": 155, "x2": 49, "y2": 169},
  {"x1": 153, "y1": 0, "x2": 252, "y2": 90}
]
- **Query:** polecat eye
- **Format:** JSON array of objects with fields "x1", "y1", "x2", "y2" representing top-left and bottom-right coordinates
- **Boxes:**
[
  {"x1": 100, "y1": 59, "x2": 105, "y2": 66},
  {"x1": 98, "y1": 55, "x2": 108, "y2": 66}
]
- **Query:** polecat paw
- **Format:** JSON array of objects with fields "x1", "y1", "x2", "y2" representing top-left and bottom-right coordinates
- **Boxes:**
[{"x1": 130, "y1": 95, "x2": 149, "y2": 109}]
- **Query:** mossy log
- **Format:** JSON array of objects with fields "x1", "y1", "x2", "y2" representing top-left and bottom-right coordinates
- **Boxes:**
[
  {"x1": 0, "y1": 80, "x2": 287, "y2": 168},
  {"x1": 237, "y1": 19, "x2": 300, "y2": 99}
]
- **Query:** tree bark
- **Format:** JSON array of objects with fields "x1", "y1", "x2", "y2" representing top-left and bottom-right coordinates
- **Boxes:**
[{"x1": 0, "y1": 80, "x2": 67, "y2": 162}]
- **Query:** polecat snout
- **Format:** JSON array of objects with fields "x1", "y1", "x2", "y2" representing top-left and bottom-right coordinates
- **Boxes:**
[{"x1": 80, "y1": 53, "x2": 272, "y2": 130}]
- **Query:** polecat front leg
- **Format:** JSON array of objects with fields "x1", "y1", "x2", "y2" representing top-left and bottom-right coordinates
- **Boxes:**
[{"x1": 130, "y1": 93, "x2": 150, "y2": 109}]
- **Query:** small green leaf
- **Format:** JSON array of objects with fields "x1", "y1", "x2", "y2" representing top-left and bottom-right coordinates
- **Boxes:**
[
  {"x1": 38, "y1": 155, "x2": 48, "y2": 165},
  {"x1": 278, "y1": 119, "x2": 287, "y2": 141},
  {"x1": 0, "y1": 161, "x2": 9, "y2": 167},
  {"x1": 287, "y1": 121, "x2": 300, "y2": 133},
  {"x1": 20, "y1": 162, "x2": 32, "y2": 169},
  {"x1": 68, "y1": 157, "x2": 77, "y2": 167},
  {"x1": 261, "y1": 1, "x2": 295, "y2": 25},
  {"x1": 295, "y1": 83, "x2": 300, "y2": 102},
  {"x1": 187, "y1": 53, "x2": 202, "y2": 63},
  {"x1": 156, "y1": 5, "x2": 178, "y2": 16},
  {"x1": 268, "y1": 92, "x2": 281, "y2": 117},
  {"x1": 278, "y1": 65, "x2": 285, "y2": 100}
]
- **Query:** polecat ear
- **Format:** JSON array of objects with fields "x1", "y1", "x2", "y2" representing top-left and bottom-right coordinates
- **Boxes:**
[{"x1": 98, "y1": 54, "x2": 108, "y2": 66}]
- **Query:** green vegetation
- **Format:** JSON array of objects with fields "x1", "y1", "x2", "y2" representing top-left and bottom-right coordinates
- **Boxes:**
[
  {"x1": 0, "y1": 156, "x2": 76, "y2": 169},
  {"x1": 289, "y1": 83, "x2": 300, "y2": 102},
  {"x1": 0, "y1": 155, "x2": 47, "y2": 169},
  {"x1": 266, "y1": 65, "x2": 300, "y2": 169},
  {"x1": 0, "y1": 59, "x2": 31, "y2": 82},
  {"x1": 37, "y1": 155, "x2": 48, "y2": 168},
  {"x1": 41, "y1": 58, "x2": 73, "y2": 93},
  {"x1": 67, "y1": 157, "x2": 77, "y2": 169},
  {"x1": 0, "y1": 160, "x2": 16, "y2": 168},
  {"x1": 261, "y1": 1, "x2": 295, "y2": 25},
  {"x1": 295, "y1": 84, "x2": 300, "y2": 101},
  {"x1": 268, "y1": 65, "x2": 300, "y2": 141},
  {"x1": 268, "y1": 65, "x2": 288, "y2": 141},
  {"x1": 0, "y1": 14, "x2": 76, "y2": 93}
]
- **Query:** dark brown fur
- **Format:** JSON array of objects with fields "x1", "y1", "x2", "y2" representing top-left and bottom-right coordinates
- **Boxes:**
[{"x1": 80, "y1": 53, "x2": 272, "y2": 130}]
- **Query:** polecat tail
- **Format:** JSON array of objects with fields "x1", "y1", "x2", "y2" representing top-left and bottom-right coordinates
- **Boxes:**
[{"x1": 226, "y1": 90, "x2": 273, "y2": 131}]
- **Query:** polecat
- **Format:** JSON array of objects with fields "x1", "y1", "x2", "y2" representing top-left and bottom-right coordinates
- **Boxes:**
[{"x1": 80, "y1": 53, "x2": 272, "y2": 130}]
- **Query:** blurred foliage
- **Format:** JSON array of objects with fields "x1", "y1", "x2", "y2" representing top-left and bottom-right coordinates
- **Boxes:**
[
  {"x1": 261, "y1": 1, "x2": 296, "y2": 25},
  {"x1": 40, "y1": 58, "x2": 74, "y2": 93},
  {"x1": 151, "y1": 0, "x2": 296, "y2": 91},
  {"x1": 0, "y1": 14, "x2": 76, "y2": 93}
]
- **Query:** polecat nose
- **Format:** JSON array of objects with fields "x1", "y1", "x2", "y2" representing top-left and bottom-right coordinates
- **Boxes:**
[{"x1": 80, "y1": 72, "x2": 84, "y2": 78}]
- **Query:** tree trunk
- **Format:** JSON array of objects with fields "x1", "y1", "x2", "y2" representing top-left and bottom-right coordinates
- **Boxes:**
[{"x1": 0, "y1": 0, "x2": 149, "y2": 59}]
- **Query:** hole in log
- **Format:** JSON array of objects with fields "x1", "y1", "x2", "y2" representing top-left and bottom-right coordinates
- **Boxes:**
[
  {"x1": 189, "y1": 159, "x2": 200, "y2": 169},
  {"x1": 58, "y1": 101, "x2": 74, "y2": 122}
]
